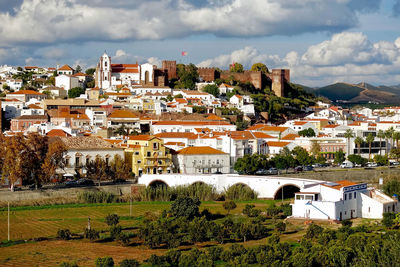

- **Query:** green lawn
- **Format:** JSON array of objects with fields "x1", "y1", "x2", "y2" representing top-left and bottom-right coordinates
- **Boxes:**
[{"x1": 0, "y1": 200, "x2": 276, "y2": 241}]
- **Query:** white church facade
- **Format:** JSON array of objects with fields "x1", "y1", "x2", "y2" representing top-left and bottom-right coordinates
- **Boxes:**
[{"x1": 95, "y1": 52, "x2": 156, "y2": 91}]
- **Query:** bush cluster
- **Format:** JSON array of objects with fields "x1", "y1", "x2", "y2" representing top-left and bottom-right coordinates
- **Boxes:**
[
  {"x1": 139, "y1": 183, "x2": 258, "y2": 202},
  {"x1": 57, "y1": 229, "x2": 71, "y2": 240},
  {"x1": 78, "y1": 191, "x2": 116, "y2": 203}
]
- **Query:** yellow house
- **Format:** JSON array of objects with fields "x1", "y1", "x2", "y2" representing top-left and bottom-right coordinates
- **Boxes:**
[
  {"x1": 125, "y1": 135, "x2": 173, "y2": 177},
  {"x1": 142, "y1": 99, "x2": 155, "y2": 113}
]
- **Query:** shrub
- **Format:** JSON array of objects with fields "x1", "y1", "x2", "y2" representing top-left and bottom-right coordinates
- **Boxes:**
[
  {"x1": 105, "y1": 214, "x2": 120, "y2": 226},
  {"x1": 95, "y1": 257, "x2": 114, "y2": 267},
  {"x1": 119, "y1": 259, "x2": 139, "y2": 267},
  {"x1": 224, "y1": 184, "x2": 258, "y2": 200},
  {"x1": 116, "y1": 232, "x2": 130, "y2": 246},
  {"x1": 304, "y1": 223, "x2": 323, "y2": 239},
  {"x1": 166, "y1": 249, "x2": 181, "y2": 264},
  {"x1": 223, "y1": 200, "x2": 237, "y2": 215},
  {"x1": 280, "y1": 203, "x2": 292, "y2": 217},
  {"x1": 78, "y1": 191, "x2": 116, "y2": 203},
  {"x1": 382, "y1": 212, "x2": 396, "y2": 228},
  {"x1": 266, "y1": 204, "x2": 280, "y2": 217},
  {"x1": 206, "y1": 246, "x2": 223, "y2": 261},
  {"x1": 275, "y1": 222, "x2": 286, "y2": 233},
  {"x1": 57, "y1": 229, "x2": 71, "y2": 240},
  {"x1": 84, "y1": 228, "x2": 100, "y2": 241},
  {"x1": 109, "y1": 225, "x2": 122, "y2": 239},
  {"x1": 59, "y1": 262, "x2": 78, "y2": 267},
  {"x1": 341, "y1": 219, "x2": 353, "y2": 227},
  {"x1": 147, "y1": 254, "x2": 169, "y2": 266},
  {"x1": 170, "y1": 196, "x2": 201, "y2": 219},
  {"x1": 242, "y1": 204, "x2": 261, "y2": 217}
]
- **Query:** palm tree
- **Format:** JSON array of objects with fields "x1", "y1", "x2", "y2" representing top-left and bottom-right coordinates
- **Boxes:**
[
  {"x1": 385, "y1": 127, "x2": 395, "y2": 155},
  {"x1": 344, "y1": 129, "x2": 354, "y2": 156},
  {"x1": 377, "y1": 130, "x2": 385, "y2": 156},
  {"x1": 354, "y1": 136, "x2": 364, "y2": 155},
  {"x1": 366, "y1": 133, "x2": 375, "y2": 161},
  {"x1": 393, "y1": 131, "x2": 400, "y2": 148}
]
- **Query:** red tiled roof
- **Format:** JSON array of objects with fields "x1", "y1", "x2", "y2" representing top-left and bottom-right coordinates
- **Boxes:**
[
  {"x1": 153, "y1": 121, "x2": 232, "y2": 126},
  {"x1": 177, "y1": 146, "x2": 226, "y2": 155},
  {"x1": 9, "y1": 90, "x2": 44, "y2": 95},
  {"x1": 46, "y1": 129, "x2": 71, "y2": 137},
  {"x1": 267, "y1": 141, "x2": 291, "y2": 147},
  {"x1": 58, "y1": 64, "x2": 74, "y2": 71},
  {"x1": 322, "y1": 180, "x2": 357, "y2": 190}
]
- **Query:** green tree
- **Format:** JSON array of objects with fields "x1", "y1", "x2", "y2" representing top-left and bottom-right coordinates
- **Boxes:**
[
  {"x1": 385, "y1": 127, "x2": 395, "y2": 155},
  {"x1": 393, "y1": 131, "x2": 400, "y2": 148},
  {"x1": 223, "y1": 200, "x2": 237, "y2": 215},
  {"x1": 86, "y1": 80, "x2": 95, "y2": 88},
  {"x1": 310, "y1": 141, "x2": 321, "y2": 156},
  {"x1": 68, "y1": 87, "x2": 85, "y2": 98},
  {"x1": 203, "y1": 84, "x2": 220, "y2": 97},
  {"x1": 292, "y1": 146, "x2": 314, "y2": 166},
  {"x1": 374, "y1": 154, "x2": 388, "y2": 166},
  {"x1": 250, "y1": 63, "x2": 268, "y2": 73},
  {"x1": 383, "y1": 179, "x2": 400, "y2": 197},
  {"x1": 86, "y1": 157, "x2": 108, "y2": 186},
  {"x1": 334, "y1": 149, "x2": 346, "y2": 164},
  {"x1": 119, "y1": 259, "x2": 139, "y2": 267},
  {"x1": 105, "y1": 214, "x2": 120, "y2": 226},
  {"x1": 174, "y1": 63, "x2": 199, "y2": 90},
  {"x1": 95, "y1": 257, "x2": 114, "y2": 267},
  {"x1": 354, "y1": 136, "x2": 364, "y2": 155},
  {"x1": 344, "y1": 129, "x2": 354, "y2": 156},
  {"x1": 109, "y1": 154, "x2": 131, "y2": 182},
  {"x1": 230, "y1": 62, "x2": 244, "y2": 73},
  {"x1": 366, "y1": 133, "x2": 375, "y2": 161},
  {"x1": 170, "y1": 196, "x2": 200, "y2": 219},
  {"x1": 2, "y1": 83, "x2": 10, "y2": 90},
  {"x1": 85, "y1": 68, "x2": 96, "y2": 75},
  {"x1": 377, "y1": 130, "x2": 385, "y2": 155},
  {"x1": 75, "y1": 65, "x2": 82, "y2": 73},
  {"x1": 390, "y1": 147, "x2": 400, "y2": 161},
  {"x1": 298, "y1": 128, "x2": 316, "y2": 137},
  {"x1": 347, "y1": 154, "x2": 367, "y2": 166}
]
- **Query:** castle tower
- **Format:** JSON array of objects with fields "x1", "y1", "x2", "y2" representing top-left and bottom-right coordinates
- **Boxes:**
[
  {"x1": 95, "y1": 52, "x2": 112, "y2": 89},
  {"x1": 162, "y1": 60, "x2": 177, "y2": 80},
  {"x1": 271, "y1": 69, "x2": 290, "y2": 97}
]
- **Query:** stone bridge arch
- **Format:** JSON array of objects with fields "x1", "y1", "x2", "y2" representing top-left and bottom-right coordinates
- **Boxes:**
[
  {"x1": 148, "y1": 179, "x2": 169, "y2": 188},
  {"x1": 273, "y1": 183, "x2": 300, "y2": 200}
]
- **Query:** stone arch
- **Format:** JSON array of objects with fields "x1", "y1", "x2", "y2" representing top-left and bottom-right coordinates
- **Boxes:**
[
  {"x1": 273, "y1": 184, "x2": 300, "y2": 200},
  {"x1": 148, "y1": 179, "x2": 169, "y2": 188},
  {"x1": 190, "y1": 181, "x2": 206, "y2": 187}
]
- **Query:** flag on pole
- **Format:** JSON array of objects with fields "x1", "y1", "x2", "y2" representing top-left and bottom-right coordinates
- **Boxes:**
[{"x1": 181, "y1": 51, "x2": 188, "y2": 56}]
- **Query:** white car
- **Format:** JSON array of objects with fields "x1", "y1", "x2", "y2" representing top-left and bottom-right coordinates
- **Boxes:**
[{"x1": 367, "y1": 162, "x2": 378, "y2": 167}]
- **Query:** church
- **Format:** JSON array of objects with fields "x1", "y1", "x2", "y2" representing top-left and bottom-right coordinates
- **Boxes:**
[{"x1": 95, "y1": 52, "x2": 169, "y2": 90}]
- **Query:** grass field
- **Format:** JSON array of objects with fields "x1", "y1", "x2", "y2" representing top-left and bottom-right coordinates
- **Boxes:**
[
  {"x1": 0, "y1": 200, "x2": 279, "y2": 266},
  {"x1": 0, "y1": 200, "x2": 275, "y2": 241}
]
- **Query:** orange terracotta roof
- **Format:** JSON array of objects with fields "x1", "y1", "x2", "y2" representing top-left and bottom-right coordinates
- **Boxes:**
[
  {"x1": 153, "y1": 121, "x2": 232, "y2": 126},
  {"x1": 294, "y1": 121, "x2": 308, "y2": 126},
  {"x1": 58, "y1": 64, "x2": 74, "y2": 71},
  {"x1": 206, "y1": 114, "x2": 225, "y2": 121},
  {"x1": 177, "y1": 146, "x2": 226, "y2": 155},
  {"x1": 46, "y1": 129, "x2": 71, "y2": 137},
  {"x1": 27, "y1": 104, "x2": 42, "y2": 109},
  {"x1": 322, "y1": 180, "x2": 358, "y2": 190},
  {"x1": 267, "y1": 141, "x2": 291, "y2": 147},
  {"x1": 128, "y1": 135, "x2": 158, "y2": 141},
  {"x1": 323, "y1": 124, "x2": 339, "y2": 128},
  {"x1": 72, "y1": 72, "x2": 88, "y2": 77},
  {"x1": 108, "y1": 110, "x2": 138, "y2": 119},
  {"x1": 175, "y1": 98, "x2": 188, "y2": 104},
  {"x1": 247, "y1": 125, "x2": 288, "y2": 132},
  {"x1": 281, "y1": 134, "x2": 299, "y2": 140},
  {"x1": 165, "y1": 142, "x2": 185, "y2": 146},
  {"x1": 9, "y1": 90, "x2": 44, "y2": 95}
]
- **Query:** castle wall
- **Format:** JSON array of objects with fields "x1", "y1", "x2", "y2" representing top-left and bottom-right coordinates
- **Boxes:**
[
  {"x1": 198, "y1": 68, "x2": 218, "y2": 82},
  {"x1": 162, "y1": 60, "x2": 177, "y2": 80}
]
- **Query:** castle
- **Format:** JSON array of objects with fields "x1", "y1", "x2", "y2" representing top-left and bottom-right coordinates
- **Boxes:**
[
  {"x1": 95, "y1": 52, "x2": 289, "y2": 96},
  {"x1": 198, "y1": 67, "x2": 290, "y2": 97}
]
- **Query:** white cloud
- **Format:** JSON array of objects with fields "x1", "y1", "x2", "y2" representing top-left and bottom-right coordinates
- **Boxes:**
[
  {"x1": 0, "y1": 0, "x2": 381, "y2": 45},
  {"x1": 147, "y1": 57, "x2": 161, "y2": 68},
  {"x1": 198, "y1": 32, "x2": 400, "y2": 86}
]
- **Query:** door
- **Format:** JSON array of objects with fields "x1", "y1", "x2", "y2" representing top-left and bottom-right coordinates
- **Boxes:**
[{"x1": 339, "y1": 212, "x2": 342, "y2": 221}]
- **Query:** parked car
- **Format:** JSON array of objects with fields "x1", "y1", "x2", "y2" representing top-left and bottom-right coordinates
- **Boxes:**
[
  {"x1": 303, "y1": 166, "x2": 314, "y2": 171},
  {"x1": 77, "y1": 178, "x2": 94, "y2": 186},
  {"x1": 340, "y1": 161, "x2": 354, "y2": 168},
  {"x1": 294, "y1": 166, "x2": 303, "y2": 172},
  {"x1": 255, "y1": 169, "x2": 268, "y2": 175},
  {"x1": 267, "y1": 168, "x2": 279, "y2": 175},
  {"x1": 390, "y1": 161, "x2": 399, "y2": 166},
  {"x1": 367, "y1": 162, "x2": 378, "y2": 167},
  {"x1": 312, "y1": 163, "x2": 321, "y2": 168},
  {"x1": 65, "y1": 180, "x2": 78, "y2": 187}
]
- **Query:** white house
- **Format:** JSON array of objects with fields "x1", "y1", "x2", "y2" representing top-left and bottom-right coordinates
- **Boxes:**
[
  {"x1": 151, "y1": 121, "x2": 236, "y2": 134},
  {"x1": 291, "y1": 180, "x2": 399, "y2": 220},
  {"x1": 174, "y1": 146, "x2": 230, "y2": 174},
  {"x1": 55, "y1": 75, "x2": 80, "y2": 92},
  {"x1": 5, "y1": 79, "x2": 23, "y2": 90},
  {"x1": 219, "y1": 83, "x2": 235, "y2": 94}
]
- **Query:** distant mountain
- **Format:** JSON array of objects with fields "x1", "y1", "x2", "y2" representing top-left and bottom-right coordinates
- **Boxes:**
[{"x1": 311, "y1": 82, "x2": 400, "y2": 104}]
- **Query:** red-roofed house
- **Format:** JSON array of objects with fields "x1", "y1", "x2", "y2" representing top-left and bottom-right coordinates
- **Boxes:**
[{"x1": 6, "y1": 90, "x2": 46, "y2": 102}]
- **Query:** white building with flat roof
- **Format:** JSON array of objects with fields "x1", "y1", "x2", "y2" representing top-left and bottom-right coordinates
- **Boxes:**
[{"x1": 292, "y1": 180, "x2": 399, "y2": 220}]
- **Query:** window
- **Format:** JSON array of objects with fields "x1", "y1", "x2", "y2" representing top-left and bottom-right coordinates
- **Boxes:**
[
  {"x1": 354, "y1": 192, "x2": 356, "y2": 198},
  {"x1": 86, "y1": 158, "x2": 90, "y2": 165},
  {"x1": 349, "y1": 193, "x2": 352, "y2": 200},
  {"x1": 65, "y1": 158, "x2": 70, "y2": 167},
  {"x1": 305, "y1": 195, "x2": 313, "y2": 201},
  {"x1": 105, "y1": 157, "x2": 109, "y2": 165},
  {"x1": 153, "y1": 142, "x2": 159, "y2": 150},
  {"x1": 344, "y1": 194, "x2": 347, "y2": 200},
  {"x1": 137, "y1": 160, "x2": 141, "y2": 164},
  {"x1": 158, "y1": 160, "x2": 162, "y2": 165},
  {"x1": 75, "y1": 157, "x2": 80, "y2": 167},
  {"x1": 147, "y1": 151, "x2": 151, "y2": 157},
  {"x1": 217, "y1": 160, "x2": 220, "y2": 164},
  {"x1": 135, "y1": 152, "x2": 139, "y2": 155}
]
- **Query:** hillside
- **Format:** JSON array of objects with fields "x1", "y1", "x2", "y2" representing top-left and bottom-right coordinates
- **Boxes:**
[{"x1": 313, "y1": 82, "x2": 400, "y2": 104}]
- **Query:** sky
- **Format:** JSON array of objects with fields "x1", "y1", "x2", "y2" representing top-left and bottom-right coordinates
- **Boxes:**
[{"x1": 0, "y1": 0, "x2": 400, "y2": 87}]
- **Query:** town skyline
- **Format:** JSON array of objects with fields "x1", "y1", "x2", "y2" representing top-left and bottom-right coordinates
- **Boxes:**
[{"x1": 0, "y1": 0, "x2": 400, "y2": 86}]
